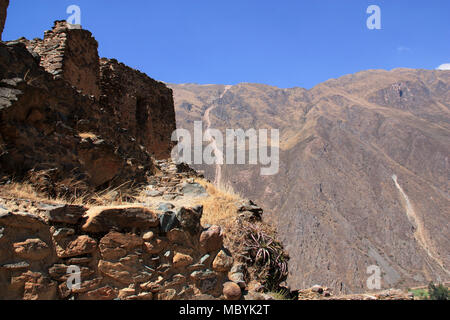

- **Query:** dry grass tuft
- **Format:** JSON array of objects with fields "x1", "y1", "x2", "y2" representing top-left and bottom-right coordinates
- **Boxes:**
[
  {"x1": 0, "y1": 182, "x2": 48, "y2": 201},
  {"x1": 0, "y1": 181, "x2": 87, "y2": 205},
  {"x1": 195, "y1": 179, "x2": 242, "y2": 227},
  {"x1": 0, "y1": 179, "x2": 139, "y2": 208}
]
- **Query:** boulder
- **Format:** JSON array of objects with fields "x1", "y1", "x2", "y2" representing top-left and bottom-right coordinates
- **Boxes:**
[
  {"x1": 144, "y1": 237, "x2": 168, "y2": 255},
  {"x1": 58, "y1": 278, "x2": 103, "y2": 299},
  {"x1": 82, "y1": 206, "x2": 159, "y2": 233},
  {"x1": 159, "y1": 211, "x2": 180, "y2": 233},
  {"x1": 142, "y1": 231, "x2": 155, "y2": 241},
  {"x1": 118, "y1": 287, "x2": 136, "y2": 300},
  {"x1": 176, "y1": 206, "x2": 203, "y2": 234},
  {"x1": 223, "y1": 282, "x2": 242, "y2": 300},
  {"x1": 10, "y1": 271, "x2": 57, "y2": 300},
  {"x1": 157, "y1": 288, "x2": 177, "y2": 300},
  {"x1": 236, "y1": 200, "x2": 263, "y2": 221},
  {"x1": 1, "y1": 261, "x2": 30, "y2": 271},
  {"x1": 190, "y1": 270, "x2": 218, "y2": 293},
  {"x1": 48, "y1": 264, "x2": 94, "y2": 281},
  {"x1": 145, "y1": 190, "x2": 162, "y2": 197},
  {"x1": 187, "y1": 264, "x2": 206, "y2": 272},
  {"x1": 78, "y1": 139, "x2": 123, "y2": 187},
  {"x1": 98, "y1": 254, "x2": 153, "y2": 285},
  {"x1": 229, "y1": 263, "x2": 247, "y2": 288},
  {"x1": 51, "y1": 227, "x2": 75, "y2": 240},
  {"x1": 212, "y1": 249, "x2": 234, "y2": 272},
  {"x1": 38, "y1": 203, "x2": 86, "y2": 224},
  {"x1": 53, "y1": 235, "x2": 97, "y2": 258},
  {"x1": 199, "y1": 225, "x2": 223, "y2": 253},
  {"x1": 173, "y1": 252, "x2": 194, "y2": 269},
  {"x1": 13, "y1": 238, "x2": 51, "y2": 261},
  {"x1": 311, "y1": 285, "x2": 324, "y2": 294},
  {"x1": 180, "y1": 182, "x2": 207, "y2": 197},
  {"x1": 0, "y1": 211, "x2": 47, "y2": 230},
  {"x1": 140, "y1": 277, "x2": 164, "y2": 293},
  {"x1": 229, "y1": 272, "x2": 246, "y2": 289},
  {"x1": 167, "y1": 228, "x2": 190, "y2": 245},
  {"x1": 247, "y1": 280, "x2": 265, "y2": 293},
  {"x1": 157, "y1": 202, "x2": 175, "y2": 212},
  {"x1": 99, "y1": 231, "x2": 143, "y2": 261}
]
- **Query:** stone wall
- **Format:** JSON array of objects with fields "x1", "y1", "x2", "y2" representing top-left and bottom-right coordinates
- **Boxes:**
[
  {"x1": 0, "y1": 41, "x2": 153, "y2": 190},
  {"x1": 99, "y1": 58, "x2": 177, "y2": 159},
  {"x1": 13, "y1": 21, "x2": 176, "y2": 161},
  {"x1": 23, "y1": 21, "x2": 100, "y2": 98},
  {"x1": 0, "y1": 201, "x2": 240, "y2": 300},
  {"x1": 1, "y1": 19, "x2": 178, "y2": 189},
  {"x1": 0, "y1": 0, "x2": 8, "y2": 41}
]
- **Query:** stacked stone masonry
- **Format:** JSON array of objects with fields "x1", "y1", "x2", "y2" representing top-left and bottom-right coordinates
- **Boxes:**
[
  {"x1": 0, "y1": 201, "x2": 239, "y2": 300},
  {"x1": 9, "y1": 19, "x2": 176, "y2": 162},
  {"x1": 23, "y1": 21, "x2": 101, "y2": 98},
  {"x1": 1, "y1": 18, "x2": 176, "y2": 189}
]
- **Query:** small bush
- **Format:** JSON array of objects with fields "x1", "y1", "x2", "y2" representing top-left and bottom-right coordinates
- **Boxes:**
[
  {"x1": 428, "y1": 282, "x2": 449, "y2": 300},
  {"x1": 410, "y1": 288, "x2": 429, "y2": 300}
]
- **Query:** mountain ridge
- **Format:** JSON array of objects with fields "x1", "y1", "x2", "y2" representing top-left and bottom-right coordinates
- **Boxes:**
[{"x1": 169, "y1": 67, "x2": 450, "y2": 293}]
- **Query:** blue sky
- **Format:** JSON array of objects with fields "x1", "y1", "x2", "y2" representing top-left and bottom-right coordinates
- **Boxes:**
[{"x1": 3, "y1": 0, "x2": 450, "y2": 88}]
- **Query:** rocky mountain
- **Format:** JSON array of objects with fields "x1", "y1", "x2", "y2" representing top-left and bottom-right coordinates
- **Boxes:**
[{"x1": 169, "y1": 68, "x2": 450, "y2": 293}]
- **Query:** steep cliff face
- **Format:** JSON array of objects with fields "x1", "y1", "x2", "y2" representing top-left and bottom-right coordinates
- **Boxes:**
[
  {"x1": 170, "y1": 69, "x2": 450, "y2": 293},
  {"x1": 0, "y1": 0, "x2": 8, "y2": 41}
]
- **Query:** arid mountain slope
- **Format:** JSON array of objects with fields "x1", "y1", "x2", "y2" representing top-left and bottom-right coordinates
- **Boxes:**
[{"x1": 169, "y1": 68, "x2": 450, "y2": 293}]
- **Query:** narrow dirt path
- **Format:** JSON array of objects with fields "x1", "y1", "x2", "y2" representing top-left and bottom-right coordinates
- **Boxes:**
[
  {"x1": 392, "y1": 174, "x2": 450, "y2": 276},
  {"x1": 203, "y1": 85, "x2": 232, "y2": 186}
]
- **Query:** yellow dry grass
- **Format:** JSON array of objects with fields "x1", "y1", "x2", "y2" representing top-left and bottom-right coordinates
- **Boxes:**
[
  {"x1": 0, "y1": 182, "x2": 49, "y2": 201},
  {"x1": 0, "y1": 182, "x2": 87, "y2": 205},
  {"x1": 1, "y1": 177, "x2": 243, "y2": 228},
  {"x1": 195, "y1": 179, "x2": 243, "y2": 227},
  {"x1": 0, "y1": 181, "x2": 138, "y2": 208}
]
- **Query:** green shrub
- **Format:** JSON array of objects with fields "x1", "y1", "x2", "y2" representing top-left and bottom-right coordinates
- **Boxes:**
[
  {"x1": 428, "y1": 282, "x2": 449, "y2": 300},
  {"x1": 410, "y1": 288, "x2": 429, "y2": 300}
]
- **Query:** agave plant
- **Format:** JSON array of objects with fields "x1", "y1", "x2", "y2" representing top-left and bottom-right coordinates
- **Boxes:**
[{"x1": 243, "y1": 224, "x2": 289, "y2": 283}]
